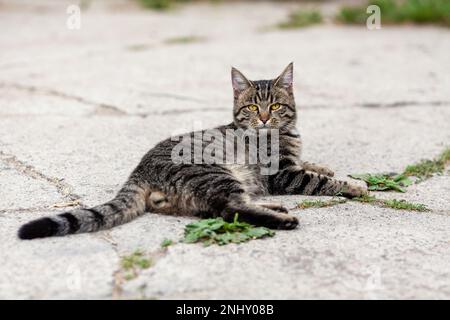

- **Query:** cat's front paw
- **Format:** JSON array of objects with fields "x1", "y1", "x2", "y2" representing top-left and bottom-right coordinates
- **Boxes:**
[
  {"x1": 341, "y1": 183, "x2": 368, "y2": 198},
  {"x1": 277, "y1": 215, "x2": 299, "y2": 230},
  {"x1": 303, "y1": 163, "x2": 335, "y2": 177},
  {"x1": 316, "y1": 166, "x2": 335, "y2": 177}
]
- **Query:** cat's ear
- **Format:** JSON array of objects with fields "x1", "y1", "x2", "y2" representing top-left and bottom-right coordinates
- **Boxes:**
[
  {"x1": 274, "y1": 62, "x2": 293, "y2": 92},
  {"x1": 231, "y1": 67, "x2": 252, "y2": 94}
]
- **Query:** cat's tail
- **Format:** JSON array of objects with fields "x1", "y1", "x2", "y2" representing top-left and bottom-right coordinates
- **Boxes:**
[{"x1": 18, "y1": 179, "x2": 149, "y2": 240}]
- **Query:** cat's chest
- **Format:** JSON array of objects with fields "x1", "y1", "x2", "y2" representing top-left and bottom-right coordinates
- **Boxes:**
[
  {"x1": 279, "y1": 130, "x2": 302, "y2": 159},
  {"x1": 225, "y1": 164, "x2": 267, "y2": 196}
]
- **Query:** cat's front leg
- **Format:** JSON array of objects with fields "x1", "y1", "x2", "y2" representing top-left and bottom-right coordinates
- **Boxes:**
[
  {"x1": 301, "y1": 161, "x2": 335, "y2": 177},
  {"x1": 269, "y1": 166, "x2": 367, "y2": 198}
]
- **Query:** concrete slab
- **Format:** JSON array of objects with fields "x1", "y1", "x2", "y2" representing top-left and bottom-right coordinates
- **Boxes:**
[
  {"x1": 122, "y1": 201, "x2": 450, "y2": 299},
  {"x1": 0, "y1": 161, "x2": 62, "y2": 210},
  {"x1": 0, "y1": 211, "x2": 117, "y2": 299}
]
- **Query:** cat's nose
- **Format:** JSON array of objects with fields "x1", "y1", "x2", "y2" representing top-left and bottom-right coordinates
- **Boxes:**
[{"x1": 260, "y1": 112, "x2": 270, "y2": 124}]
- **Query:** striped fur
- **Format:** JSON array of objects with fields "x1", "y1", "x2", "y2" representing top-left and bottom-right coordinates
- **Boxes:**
[{"x1": 18, "y1": 63, "x2": 367, "y2": 240}]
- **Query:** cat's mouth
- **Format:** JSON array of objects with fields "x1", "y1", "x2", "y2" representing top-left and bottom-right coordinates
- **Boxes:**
[{"x1": 255, "y1": 123, "x2": 276, "y2": 130}]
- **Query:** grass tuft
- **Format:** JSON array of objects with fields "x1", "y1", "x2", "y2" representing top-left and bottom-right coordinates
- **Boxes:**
[
  {"x1": 277, "y1": 9, "x2": 323, "y2": 29},
  {"x1": 297, "y1": 198, "x2": 347, "y2": 209},
  {"x1": 138, "y1": 0, "x2": 174, "y2": 10},
  {"x1": 164, "y1": 36, "x2": 205, "y2": 44},
  {"x1": 337, "y1": 0, "x2": 450, "y2": 27},
  {"x1": 350, "y1": 146, "x2": 450, "y2": 191},
  {"x1": 126, "y1": 43, "x2": 151, "y2": 51},
  {"x1": 138, "y1": 0, "x2": 215, "y2": 11},
  {"x1": 183, "y1": 213, "x2": 274, "y2": 246},
  {"x1": 161, "y1": 238, "x2": 174, "y2": 248},
  {"x1": 403, "y1": 147, "x2": 450, "y2": 181},
  {"x1": 121, "y1": 250, "x2": 152, "y2": 280},
  {"x1": 382, "y1": 199, "x2": 429, "y2": 211},
  {"x1": 352, "y1": 196, "x2": 429, "y2": 212},
  {"x1": 352, "y1": 195, "x2": 378, "y2": 203}
]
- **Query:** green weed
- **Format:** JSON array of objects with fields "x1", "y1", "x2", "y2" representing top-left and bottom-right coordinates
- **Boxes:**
[
  {"x1": 382, "y1": 199, "x2": 429, "y2": 211},
  {"x1": 164, "y1": 36, "x2": 205, "y2": 44},
  {"x1": 350, "y1": 147, "x2": 450, "y2": 191},
  {"x1": 337, "y1": 0, "x2": 450, "y2": 27},
  {"x1": 121, "y1": 250, "x2": 152, "y2": 280},
  {"x1": 183, "y1": 214, "x2": 275, "y2": 246},
  {"x1": 161, "y1": 238, "x2": 174, "y2": 248},
  {"x1": 352, "y1": 196, "x2": 429, "y2": 212},
  {"x1": 138, "y1": 0, "x2": 174, "y2": 10},
  {"x1": 403, "y1": 147, "x2": 450, "y2": 181},
  {"x1": 349, "y1": 173, "x2": 412, "y2": 192},
  {"x1": 352, "y1": 195, "x2": 378, "y2": 203},
  {"x1": 277, "y1": 9, "x2": 323, "y2": 29},
  {"x1": 297, "y1": 198, "x2": 347, "y2": 209}
]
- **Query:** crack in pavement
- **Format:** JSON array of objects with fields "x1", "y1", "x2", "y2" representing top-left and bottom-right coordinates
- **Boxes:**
[
  {"x1": 0, "y1": 206, "x2": 58, "y2": 214},
  {"x1": 139, "y1": 91, "x2": 207, "y2": 103},
  {"x1": 106, "y1": 242, "x2": 171, "y2": 299},
  {"x1": 0, "y1": 150, "x2": 83, "y2": 204},
  {"x1": 0, "y1": 82, "x2": 127, "y2": 116},
  {"x1": 2, "y1": 82, "x2": 449, "y2": 120},
  {"x1": 149, "y1": 107, "x2": 224, "y2": 116},
  {"x1": 0, "y1": 81, "x2": 222, "y2": 117},
  {"x1": 95, "y1": 231, "x2": 123, "y2": 299},
  {"x1": 358, "y1": 100, "x2": 450, "y2": 108},
  {"x1": 87, "y1": 230, "x2": 172, "y2": 300}
]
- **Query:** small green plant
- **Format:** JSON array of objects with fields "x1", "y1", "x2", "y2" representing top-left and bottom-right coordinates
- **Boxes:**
[
  {"x1": 350, "y1": 147, "x2": 450, "y2": 191},
  {"x1": 298, "y1": 198, "x2": 347, "y2": 209},
  {"x1": 337, "y1": 6, "x2": 368, "y2": 24},
  {"x1": 161, "y1": 238, "x2": 174, "y2": 248},
  {"x1": 403, "y1": 147, "x2": 450, "y2": 181},
  {"x1": 337, "y1": 0, "x2": 450, "y2": 27},
  {"x1": 352, "y1": 196, "x2": 429, "y2": 212},
  {"x1": 164, "y1": 36, "x2": 205, "y2": 45},
  {"x1": 349, "y1": 173, "x2": 412, "y2": 192},
  {"x1": 126, "y1": 43, "x2": 151, "y2": 51},
  {"x1": 138, "y1": 0, "x2": 173, "y2": 10},
  {"x1": 277, "y1": 9, "x2": 323, "y2": 29},
  {"x1": 183, "y1": 214, "x2": 275, "y2": 246},
  {"x1": 121, "y1": 250, "x2": 152, "y2": 280},
  {"x1": 352, "y1": 194, "x2": 378, "y2": 203},
  {"x1": 382, "y1": 199, "x2": 429, "y2": 211},
  {"x1": 138, "y1": 0, "x2": 204, "y2": 11}
]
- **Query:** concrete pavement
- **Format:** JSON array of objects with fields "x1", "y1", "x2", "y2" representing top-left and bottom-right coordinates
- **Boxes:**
[{"x1": 0, "y1": 0, "x2": 449, "y2": 299}]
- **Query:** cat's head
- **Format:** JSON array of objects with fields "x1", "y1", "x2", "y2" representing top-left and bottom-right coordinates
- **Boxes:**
[{"x1": 231, "y1": 63, "x2": 296, "y2": 131}]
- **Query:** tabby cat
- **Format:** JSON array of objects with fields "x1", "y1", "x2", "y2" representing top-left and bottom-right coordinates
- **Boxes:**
[{"x1": 18, "y1": 63, "x2": 367, "y2": 240}]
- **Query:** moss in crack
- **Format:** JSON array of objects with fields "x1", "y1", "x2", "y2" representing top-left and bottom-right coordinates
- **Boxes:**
[
  {"x1": 276, "y1": 9, "x2": 323, "y2": 29},
  {"x1": 164, "y1": 36, "x2": 205, "y2": 45},
  {"x1": 352, "y1": 196, "x2": 429, "y2": 212},
  {"x1": 297, "y1": 198, "x2": 347, "y2": 209},
  {"x1": 350, "y1": 146, "x2": 450, "y2": 191},
  {"x1": 121, "y1": 250, "x2": 152, "y2": 280},
  {"x1": 160, "y1": 238, "x2": 174, "y2": 248},
  {"x1": 403, "y1": 147, "x2": 450, "y2": 181},
  {"x1": 337, "y1": 0, "x2": 450, "y2": 27}
]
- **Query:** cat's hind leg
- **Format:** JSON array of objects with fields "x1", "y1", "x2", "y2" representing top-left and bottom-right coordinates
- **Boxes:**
[
  {"x1": 222, "y1": 200, "x2": 298, "y2": 230},
  {"x1": 166, "y1": 165, "x2": 299, "y2": 229}
]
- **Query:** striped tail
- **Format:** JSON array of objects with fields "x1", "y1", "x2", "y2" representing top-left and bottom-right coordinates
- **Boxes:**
[{"x1": 18, "y1": 180, "x2": 149, "y2": 240}]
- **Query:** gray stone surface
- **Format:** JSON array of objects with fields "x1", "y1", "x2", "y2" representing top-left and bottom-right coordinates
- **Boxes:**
[
  {"x1": 0, "y1": 0, "x2": 449, "y2": 299},
  {"x1": 0, "y1": 161, "x2": 61, "y2": 210}
]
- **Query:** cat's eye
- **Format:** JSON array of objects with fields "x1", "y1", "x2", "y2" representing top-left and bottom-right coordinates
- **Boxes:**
[
  {"x1": 247, "y1": 105, "x2": 258, "y2": 111},
  {"x1": 270, "y1": 103, "x2": 281, "y2": 111}
]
